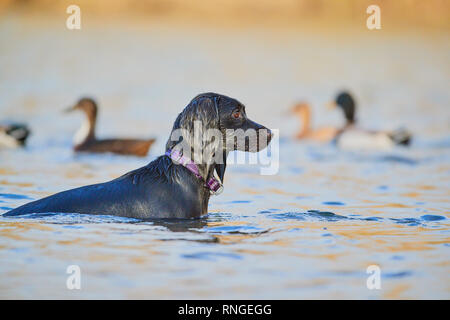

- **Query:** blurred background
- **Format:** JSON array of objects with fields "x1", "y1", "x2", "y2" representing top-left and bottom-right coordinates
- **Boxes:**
[
  {"x1": 0, "y1": 0, "x2": 449, "y2": 299},
  {"x1": 1, "y1": 0, "x2": 449, "y2": 144}
]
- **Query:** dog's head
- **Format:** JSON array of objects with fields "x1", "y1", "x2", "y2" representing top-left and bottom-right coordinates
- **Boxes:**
[{"x1": 166, "y1": 92, "x2": 272, "y2": 182}]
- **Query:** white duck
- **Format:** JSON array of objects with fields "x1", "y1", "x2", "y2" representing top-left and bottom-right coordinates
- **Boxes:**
[{"x1": 0, "y1": 123, "x2": 30, "y2": 148}]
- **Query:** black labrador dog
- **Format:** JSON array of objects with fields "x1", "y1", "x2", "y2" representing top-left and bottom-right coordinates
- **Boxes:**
[{"x1": 4, "y1": 93, "x2": 272, "y2": 219}]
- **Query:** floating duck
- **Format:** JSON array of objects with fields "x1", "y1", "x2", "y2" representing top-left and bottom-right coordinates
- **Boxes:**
[
  {"x1": 66, "y1": 97, "x2": 155, "y2": 157},
  {"x1": 330, "y1": 92, "x2": 412, "y2": 151},
  {"x1": 291, "y1": 102, "x2": 338, "y2": 143},
  {"x1": 0, "y1": 123, "x2": 30, "y2": 148}
]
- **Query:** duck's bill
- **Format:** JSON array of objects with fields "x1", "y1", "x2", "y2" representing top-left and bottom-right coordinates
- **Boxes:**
[
  {"x1": 63, "y1": 105, "x2": 76, "y2": 113},
  {"x1": 283, "y1": 103, "x2": 303, "y2": 116}
]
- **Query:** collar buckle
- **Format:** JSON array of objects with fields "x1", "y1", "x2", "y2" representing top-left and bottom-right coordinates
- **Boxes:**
[
  {"x1": 210, "y1": 184, "x2": 224, "y2": 195},
  {"x1": 206, "y1": 177, "x2": 224, "y2": 196}
]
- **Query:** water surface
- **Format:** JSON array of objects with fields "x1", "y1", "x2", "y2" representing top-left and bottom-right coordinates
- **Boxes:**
[{"x1": 0, "y1": 15, "x2": 449, "y2": 299}]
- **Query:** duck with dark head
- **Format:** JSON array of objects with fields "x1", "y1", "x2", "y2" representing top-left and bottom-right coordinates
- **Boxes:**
[
  {"x1": 331, "y1": 91, "x2": 412, "y2": 150},
  {"x1": 67, "y1": 97, "x2": 155, "y2": 157},
  {"x1": 0, "y1": 122, "x2": 31, "y2": 148}
]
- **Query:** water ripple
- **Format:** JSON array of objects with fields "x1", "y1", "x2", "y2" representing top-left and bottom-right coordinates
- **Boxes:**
[
  {"x1": 181, "y1": 252, "x2": 242, "y2": 261},
  {"x1": 0, "y1": 193, "x2": 33, "y2": 200},
  {"x1": 202, "y1": 225, "x2": 269, "y2": 234}
]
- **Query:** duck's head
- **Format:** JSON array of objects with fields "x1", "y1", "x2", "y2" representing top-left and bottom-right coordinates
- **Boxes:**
[
  {"x1": 334, "y1": 91, "x2": 355, "y2": 124},
  {"x1": 290, "y1": 102, "x2": 312, "y2": 137},
  {"x1": 65, "y1": 97, "x2": 98, "y2": 145},
  {"x1": 290, "y1": 102, "x2": 311, "y2": 119},
  {"x1": 66, "y1": 97, "x2": 98, "y2": 121}
]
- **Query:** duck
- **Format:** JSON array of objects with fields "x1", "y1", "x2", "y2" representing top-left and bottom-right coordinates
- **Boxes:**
[
  {"x1": 291, "y1": 102, "x2": 338, "y2": 143},
  {"x1": 331, "y1": 91, "x2": 412, "y2": 151},
  {"x1": 66, "y1": 97, "x2": 155, "y2": 157},
  {"x1": 0, "y1": 122, "x2": 31, "y2": 148}
]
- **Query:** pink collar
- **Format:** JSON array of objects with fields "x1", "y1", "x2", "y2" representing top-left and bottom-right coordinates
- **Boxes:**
[{"x1": 165, "y1": 149, "x2": 223, "y2": 195}]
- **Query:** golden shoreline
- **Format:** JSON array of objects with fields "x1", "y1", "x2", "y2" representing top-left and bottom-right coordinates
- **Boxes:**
[{"x1": 1, "y1": 0, "x2": 449, "y2": 32}]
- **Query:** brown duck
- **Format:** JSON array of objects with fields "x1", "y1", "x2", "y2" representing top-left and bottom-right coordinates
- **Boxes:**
[
  {"x1": 291, "y1": 102, "x2": 338, "y2": 143},
  {"x1": 66, "y1": 97, "x2": 155, "y2": 157}
]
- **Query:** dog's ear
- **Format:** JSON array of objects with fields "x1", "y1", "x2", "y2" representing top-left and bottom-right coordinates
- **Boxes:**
[
  {"x1": 182, "y1": 96, "x2": 219, "y2": 130},
  {"x1": 214, "y1": 152, "x2": 227, "y2": 183},
  {"x1": 166, "y1": 95, "x2": 222, "y2": 164},
  {"x1": 165, "y1": 111, "x2": 184, "y2": 152}
]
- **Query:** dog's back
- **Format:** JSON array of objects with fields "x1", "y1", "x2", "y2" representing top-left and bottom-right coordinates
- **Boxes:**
[{"x1": 4, "y1": 156, "x2": 209, "y2": 219}]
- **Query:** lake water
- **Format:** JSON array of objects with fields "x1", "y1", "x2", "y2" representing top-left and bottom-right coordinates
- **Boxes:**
[{"x1": 0, "y1": 14, "x2": 449, "y2": 299}]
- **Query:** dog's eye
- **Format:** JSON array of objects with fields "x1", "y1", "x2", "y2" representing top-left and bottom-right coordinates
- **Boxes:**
[{"x1": 232, "y1": 111, "x2": 241, "y2": 119}]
